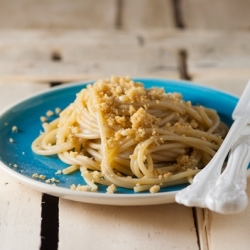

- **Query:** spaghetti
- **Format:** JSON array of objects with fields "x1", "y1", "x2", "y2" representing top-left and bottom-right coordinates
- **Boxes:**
[{"x1": 32, "y1": 76, "x2": 228, "y2": 193}]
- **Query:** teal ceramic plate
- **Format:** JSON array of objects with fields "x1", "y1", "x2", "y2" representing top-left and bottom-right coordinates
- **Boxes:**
[{"x1": 0, "y1": 79, "x2": 243, "y2": 205}]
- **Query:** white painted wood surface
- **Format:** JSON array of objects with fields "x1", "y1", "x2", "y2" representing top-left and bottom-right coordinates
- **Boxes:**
[
  {"x1": 0, "y1": 81, "x2": 49, "y2": 250},
  {"x1": 0, "y1": 29, "x2": 250, "y2": 250},
  {"x1": 58, "y1": 201, "x2": 199, "y2": 250},
  {"x1": 182, "y1": 0, "x2": 250, "y2": 30},
  {"x1": 1, "y1": 0, "x2": 250, "y2": 30},
  {"x1": 0, "y1": 30, "x2": 180, "y2": 81},
  {"x1": 0, "y1": 0, "x2": 117, "y2": 29},
  {"x1": 203, "y1": 183, "x2": 250, "y2": 250},
  {"x1": 121, "y1": 0, "x2": 175, "y2": 28},
  {"x1": 1, "y1": 29, "x2": 250, "y2": 83}
]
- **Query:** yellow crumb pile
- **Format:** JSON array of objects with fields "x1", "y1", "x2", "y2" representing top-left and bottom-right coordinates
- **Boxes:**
[{"x1": 85, "y1": 76, "x2": 191, "y2": 146}]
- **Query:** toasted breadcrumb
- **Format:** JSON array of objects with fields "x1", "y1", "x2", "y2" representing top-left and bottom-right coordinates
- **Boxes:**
[
  {"x1": 149, "y1": 185, "x2": 160, "y2": 193},
  {"x1": 70, "y1": 184, "x2": 77, "y2": 190},
  {"x1": 46, "y1": 110, "x2": 54, "y2": 117},
  {"x1": 40, "y1": 116, "x2": 47, "y2": 122},
  {"x1": 32, "y1": 173, "x2": 39, "y2": 178},
  {"x1": 106, "y1": 184, "x2": 117, "y2": 194},
  {"x1": 12, "y1": 126, "x2": 18, "y2": 132},
  {"x1": 55, "y1": 107, "x2": 61, "y2": 114},
  {"x1": 76, "y1": 184, "x2": 90, "y2": 191},
  {"x1": 39, "y1": 174, "x2": 46, "y2": 180}
]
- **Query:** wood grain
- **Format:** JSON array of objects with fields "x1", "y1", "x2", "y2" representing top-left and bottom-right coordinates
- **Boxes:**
[
  {"x1": 0, "y1": 81, "x2": 50, "y2": 250},
  {"x1": 182, "y1": 0, "x2": 250, "y2": 30},
  {"x1": 0, "y1": 0, "x2": 117, "y2": 29},
  {"x1": 58, "y1": 200, "x2": 199, "y2": 250},
  {"x1": 205, "y1": 182, "x2": 250, "y2": 250},
  {"x1": 0, "y1": 30, "x2": 179, "y2": 81},
  {"x1": 0, "y1": 27, "x2": 250, "y2": 250},
  {"x1": 0, "y1": 171, "x2": 41, "y2": 250},
  {"x1": 1, "y1": 29, "x2": 250, "y2": 84},
  {"x1": 121, "y1": 0, "x2": 175, "y2": 28}
]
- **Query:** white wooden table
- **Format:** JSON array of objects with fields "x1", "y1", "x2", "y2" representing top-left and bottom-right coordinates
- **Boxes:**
[{"x1": 1, "y1": 29, "x2": 250, "y2": 250}]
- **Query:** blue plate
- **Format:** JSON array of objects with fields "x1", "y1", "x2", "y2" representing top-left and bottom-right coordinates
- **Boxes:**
[{"x1": 0, "y1": 78, "x2": 240, "y2": 205}]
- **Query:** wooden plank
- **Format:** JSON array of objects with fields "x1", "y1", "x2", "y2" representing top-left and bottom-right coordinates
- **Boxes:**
[
  {"x1": 0, "y1": 0, "x2": 117, "y2": 29},
  {"x1": 191, "y1": 76, "x2": 250, "y2": 249},
  {"x1": 150, "y1": 30, "x2": 250, "y2": 91},
  {"x1": 182, "y1": 0, "x2": 250, "y2": 30},
  {"x1": 205, "y1": 182, "x2": 250, "y2": 250},
  {"x1": 0, "y1": 29, "x2": 249, "y2": 87},
  {"x1": 0, "y1": 81, "x2": 50, "y2": 250},
  {"x1": 0, "y1": 81, "x2": 49, "y2": 106},
  {"x1": 0, "y1": 171, "x2": 41, "y2": 250},
  {"x1": 0, "y1": 30, "x2": 179, "y2": 81},
  {"x1": 186, "y1": 35, "x2": 250, "y2": 249},
  {"x1": 1, "y1": 30, "x2": 250, "y2": 83},
  {"x1": 121, "y1": 0, "x2": 175, "y2": 28},
  {"x1": 58, "y1": 200, "x2": 199, "y2": 250},
  {"x1": 188, "y1": 69, "x2": 249, "y2": 96},
  {"x1": 0, "y1": 0, "x2": 175, "y2": 29}
]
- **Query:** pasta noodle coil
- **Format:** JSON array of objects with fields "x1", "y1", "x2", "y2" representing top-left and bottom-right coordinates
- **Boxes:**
[{"x1": 32, "y1": 76, "x2": 228, "y2": 193}]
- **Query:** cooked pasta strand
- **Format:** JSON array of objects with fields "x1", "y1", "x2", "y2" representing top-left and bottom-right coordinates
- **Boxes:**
[{"x1": 32, "y1": 76, "x2": 228, "y2": 193}]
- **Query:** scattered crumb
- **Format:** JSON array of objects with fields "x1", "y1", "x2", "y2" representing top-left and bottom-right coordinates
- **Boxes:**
[
  {"x1": 39, "y1": 174, "x2": 46, "y2": 180},
  {"x1": 32, "y1": 172, "x2": 60, "y2": 184},
  {"x1": 106, "y1": 184, "x2": 116, "y2": 194},
  {"x1": 12, "y1": 126, "x2": 18, "y2": 132},
  {"x1": 13, "y1": 164, "x2": 18, "y2": 168},
  {"x1": 32, "y1": 173, "x2": 39, "y2": 178},
  {"x1": 9, "y1": 138, "x2": 14, "y2": 143},
  {"x1": 70, "y1": 184, "x2": 77, "y2": 190},
  {"x1": 50, "y1": 177, "x2": 59, "y2": 183},
  {"x1": 163, "y1": 172, "x2": 172, "y2": 178},
  {"x1": 42, "y1": 123, "x2": 49, "y2": 130},
  {"x1": 55, "y1": 107, "x2": 61, "y2": 114},
  {"x1": 149, "y1": 185, "x2": 160, "y2": 193},
  {"x1": 92, "y1": 171, "x2": 102, "y2": 179},
  {"x1": 55, "y1": 170, "x2": 62, "y2": 175},
  {"x1": 75, "y1": 184, "x2": 90, "y2": 191},
  {"x1": 40, "y1": 116, "x2": 47, "y2": 122},
  {"x1": 46, "y1": 110, "x2": 54, "y2": 117},
  {"x1": 32, "y1": 173, "x2": 46, "y2": 180}
]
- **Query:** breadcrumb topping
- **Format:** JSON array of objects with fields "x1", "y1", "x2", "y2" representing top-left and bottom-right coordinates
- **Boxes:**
[
  {"x1": 149, "y1": 185, "x2": 160, "y2": 193},
  {"x1": 12, "y1": 126, "x2": 18, "y2": 132},
  {"x1": 85, "y1": 76, "x2": 192, "y2": 148},
  {"x1": 106, "y1": 184, "x2": 117, "y2": 194},
  {"x1": 46, "y1": 110, "x2": 54, "y2": 117},
  {"x1": 76, "y1": 76, "x2": 225, "y2": 176}
]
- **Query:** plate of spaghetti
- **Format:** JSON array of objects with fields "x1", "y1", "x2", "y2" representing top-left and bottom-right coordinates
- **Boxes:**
[{"x1": 0, "y1": 76, "x2": 242, "y2": 205}]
